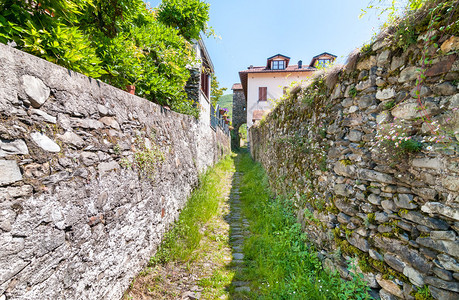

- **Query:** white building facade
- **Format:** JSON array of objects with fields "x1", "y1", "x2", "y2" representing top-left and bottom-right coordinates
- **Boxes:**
[{"x1": 239, "y1": 53, "x2": 336, "y2": 128}]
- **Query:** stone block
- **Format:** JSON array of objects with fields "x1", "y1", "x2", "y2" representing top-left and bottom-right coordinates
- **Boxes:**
[
  {"x1": 368, "y1": 194, "x2": 382, "y2": 205},
  {"x1": 411, "y1": 187, "x2": 437, "y2": 201},
  {"x1": 377, "y1": 50, "x2": 391, "y2": 66},
  {"x1": 357, "y1": 56, "x2": 376, "y2": 70},
  {"x1": 334, "y1": 184, "x2": 353, "y2": 197},
  {"x1": 356, "y1": 78, "x2": 375, "y2": 91},
  {"x1": 412, "y1": 158, "x2": 444, "y2": 170},
  {"x1": 357, "y1": 94, "x2": 376, "y2": 109},
  {"x1": 441, "y1": 36, "x2": 459, "y2": 53},
  {"x1": 429, "y1": 286, "x2": 459, "y2": 300},
  {"x1": 71, "y1": 118, "x2": 104, "y2": 130},
  {"x1": 442, "y1": 177, "x2": 459, "y2": 192},
  {"x1": 57, "y1": 131, "x2": 85, "y2": 149},
  {"x1": 425, "y1": 276, "x2": 459, "y2": 292},
  {"x1": 430, "y1": 231, "x2": 456, "y2": 241},
  {"x1": 80, "y1": 152, "x2": 99, "y2": 166},
  {"x1": 436, "y1": 254, "x2": 459, "y2": 272},
  {"x1": 384, "y1": 253, "x2": 406, "y2": 272},
  {"x1": 374, "y1": 236, "x2": 432, "y2": 273},
  {"x1": 410, "y1": 85, "x2": 432, "y2": 98},
  {"x1": 417, "y1": 238, "x2": 459, "y2": 259},
  {"x1": 403, "y1": 265, "x2": 425, "y2": 286},
  {"x1": 97, "y1": 104, "x2": 109, "y2": 116},
  {"x1": 348, "y1": 130, "x2": 363, "y2": 142},
  {"x1": 337, "y1": 212, "x2": 351, "y2": 224},
  {"x1": 21, "y1": 75, "x2": 50, "y2": 108},
  {"x1": 333, "y1": 161, "x2": 356, "y2": 177},
  {"x1": 358, "y1": 169, "x2": 394, "y2": 184},
  {"x1": 370, "y1": 248, "x2": 384, "y2": 261},
  {"x1": 376, "y1": 111, "x2": 391, "y2": 124},
  {"x1": 402, "y1": 211, "x2": 449, "y2": 230},
  {"x1": 376, "y1": 88, "x2": 396, "y2": 100},
  {"x1": 378, "y1": 224, "x2": 393, "y2": 233},
  {"x1": 426, "y1": 54, "x2": 456, "y2": 77},
  {"x1": 98, "y1": 161, "x2": 120, "y2": 176},
  {"x1": 0, "y1": 160, "x2": 22, "y2": 186},
  {"x1": 348, "y1": 232, "x2": 370, "y2": 252},
  {"x1": 0, "y1": 139, "x2": 29, "y2": 157},
  {"x1": 433, "y1": 267, "x2": 453, "y2": 281},
  {"x1": 422, "y1": 203, "x2": 459, "y2": 222},
  {"x1": 30, "y1": 132, "x2": 60, "y2": 152},
  {"x1": 382, "y1": 200, "x2": 397, "y2": 212},
  {"x1": 395, "y1": 194, "x2": 417, "y2": 209},
  {"x1": 376, "y1": 274, "x2": 404, "y2": 298},
  {"x1": 375, "y1": 212, "x2": 389, "y2": 223},
  {"x1": 30, "y1": 108, "x2": 57, "y2": 124},
  {"x1": 392, "y1": 100, "x2": 439, "y2": 120},
  {"x1": 100, "y1": 117, "x2": 120, "y2": 130},
  {"x1": 432, "y1": 82, "x2": 457, "y2": 96},
  {"x1": 398, "y1": 66, "x2": 420, "y2": 83}
]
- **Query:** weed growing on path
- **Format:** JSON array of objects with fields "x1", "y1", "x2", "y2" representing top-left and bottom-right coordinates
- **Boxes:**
[
  {"x1": 124, "y1": 154, "x2": 236, "y2": 300},
  {"x1": 151, "y1": 155, "x2": 234, "y2": 264},
  {"x1": 236, "y1": 152, "x2": 371, "y2": 300}
]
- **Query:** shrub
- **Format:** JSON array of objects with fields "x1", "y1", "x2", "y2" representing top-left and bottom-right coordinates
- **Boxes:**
[{"x1": 0, "y1": 0, "x2": 211, "y2": 118}]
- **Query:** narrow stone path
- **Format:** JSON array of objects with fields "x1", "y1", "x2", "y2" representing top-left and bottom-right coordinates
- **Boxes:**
[
  {"x1": 124, "y1": 155, "x2": 256, "y2": 300},
  {"x1": 226, "y1": 171, "x2": 252, "y2": 298}
]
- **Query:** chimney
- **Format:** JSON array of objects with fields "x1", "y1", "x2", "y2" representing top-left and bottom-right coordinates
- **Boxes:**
[{"x1": 298, "y1": 60, "x2": 302, "y2": 69}]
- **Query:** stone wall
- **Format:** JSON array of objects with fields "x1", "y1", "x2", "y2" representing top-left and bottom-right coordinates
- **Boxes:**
[
  {"x1": 249, "y1": 7, "x2": 459, "y2": 300},
  {"x1": 231, "y1": 87, "x2": 247, "y2": 149},
  {"x1": 0, "y1": 43, "x2": 230, "y2": 300}
]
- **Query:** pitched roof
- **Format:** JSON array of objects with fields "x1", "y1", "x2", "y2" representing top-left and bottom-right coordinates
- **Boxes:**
[
  {"x1": 232, "y1": 83, "x2": 243, "y2": 90},
  {"x1": 312, "y1": 52, "x2": 337, "y2": 59},
  {"x1": 267, "y1": 54, "x2": 291, "y2": 60},
  {"x1": 309, "y1": 52, "x2": 337, "y2": 67}
]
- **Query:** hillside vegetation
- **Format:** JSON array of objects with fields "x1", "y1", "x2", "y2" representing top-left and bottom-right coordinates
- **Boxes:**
[{"x1": 218, "y1": 94, "x2": 233, "y2": 120}]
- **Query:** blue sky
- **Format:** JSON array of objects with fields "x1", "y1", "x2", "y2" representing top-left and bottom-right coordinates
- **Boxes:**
[{"x1": 147, "y1": 0, "x2": 389, "y2": 94}]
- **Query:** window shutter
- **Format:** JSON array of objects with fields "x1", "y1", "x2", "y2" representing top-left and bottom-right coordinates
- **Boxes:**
[{"x1": 259, "y1": 87, "x2": 268, "y2": 101}]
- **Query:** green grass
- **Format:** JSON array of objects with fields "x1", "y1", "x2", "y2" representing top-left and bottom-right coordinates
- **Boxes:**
[
  {"x1": 150, "y1": 154, "x2": 234, "y2": 265},
  {"x1": 236, "y1": 151, "x2": 371, "y2": 300},
  {"x1": 218, "y1": 93, "x2": 233, "y2": 120}
]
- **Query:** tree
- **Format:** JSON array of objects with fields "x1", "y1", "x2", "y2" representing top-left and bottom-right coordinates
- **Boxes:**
[
  {"x1": 157, "y1": 0, "x2": 210, "y2": 41},
  {"x1": 210, "y1": 74, "x2": 227, "y2": 107}
]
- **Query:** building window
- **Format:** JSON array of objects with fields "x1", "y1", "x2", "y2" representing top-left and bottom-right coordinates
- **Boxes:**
[
  {"x1": 201, "y1": 71, "x2": 210, "y2": 99},
  {"x1": 258, "y1": 87, "x2": 267, "y2": 101},
  {"x1": 271, "y1": 60, "x2": 285, "y2": 70},
  {"x1": 317, "y1": 59, "x2": 331, "y2": 68}
]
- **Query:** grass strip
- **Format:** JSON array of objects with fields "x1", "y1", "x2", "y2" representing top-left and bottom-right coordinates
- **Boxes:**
[
  {"x1": 150, "y1": 154, "x2": 235, "y2": 265},
  {"x1": 237, "y1": 151, "x2": 371, "y2": 300}
]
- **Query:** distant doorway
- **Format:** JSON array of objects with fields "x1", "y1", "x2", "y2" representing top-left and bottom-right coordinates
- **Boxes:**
[{"x1": 238, "y1": 124, "x2": 247, "y2": 147}]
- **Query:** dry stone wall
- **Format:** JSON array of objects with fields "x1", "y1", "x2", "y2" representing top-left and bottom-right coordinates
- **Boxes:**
[
  {"x1": 249, "y1": 10, "x2": 459, "y2": 300},
  {"x1": 0, "y1": 43, "x2": 230, "y2": 300},
  {"x1": 231, "y1": 87, "x2": 247, "y2": 149}
]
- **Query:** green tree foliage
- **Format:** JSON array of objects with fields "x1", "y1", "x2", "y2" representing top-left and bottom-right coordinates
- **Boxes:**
[
  {"x1": 0, "y1": 0, "x2": 105, "y2": 78},
  {"x1": 157, "y1": 0, "x2": 210, "y2": 41},
  {"x1": 210, "y1": 74, "x2": 227, "y2": 107},
  {"x1": 0, "y1": 0, "x2": 211, "y2": 118}
]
